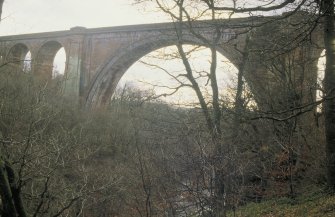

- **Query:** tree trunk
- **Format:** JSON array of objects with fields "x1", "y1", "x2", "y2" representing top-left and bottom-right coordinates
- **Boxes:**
[
  {"x1": 0, "y1": 160, "x2": 17, "y2": 216},
  {"x1": 0, "y1": 0, "x2": 4, "y2": 20},
  {"x1": 0, "y1": 159, "x2": 27, "y2": 217},
  {"x1": 5, "y1": 163, "x2": 27, "y2": 217},
  {"x1": 323, "y1": 0, "x2": 335, "y2": 192}
]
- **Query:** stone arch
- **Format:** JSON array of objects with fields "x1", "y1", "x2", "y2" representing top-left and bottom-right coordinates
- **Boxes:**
[
  {"x1": 85, "y1": 36, "x2": 241, "y2": 108},
  {"x1": 34, "y1": 41, "x2": 67, "y2": 80},
  {"x1": 6, "y1": 43, "x2": 30, "y2": 70}
]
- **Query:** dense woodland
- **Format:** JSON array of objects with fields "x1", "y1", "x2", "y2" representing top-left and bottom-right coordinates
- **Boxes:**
[{"x1": 1, "y1": 0, "x2": 335, "y2": 216}]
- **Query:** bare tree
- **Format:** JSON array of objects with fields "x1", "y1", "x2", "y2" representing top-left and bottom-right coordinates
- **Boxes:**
[
  {"x1": 199, "y1": 0, "x2": 335, "y2": 193},
  {"x1": 0, "y1": 66, "x2": 123, "y2": 216},
  {"x1": 131, "y1": 1, "x2": 259, "y2": 215},
  {"x1": 320, "y1": 0, "x2": 335, "y2": 192},
  {"x1": 130, "y1": 1, "x2": 335, "y2": 216}
]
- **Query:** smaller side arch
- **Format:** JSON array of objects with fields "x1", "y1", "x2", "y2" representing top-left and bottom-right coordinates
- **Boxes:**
[
  {"x1": 34, "y1": 41, "x2": 67, "y2": 80},
  {"x1": 6, "y1": 43, "x2": 30, "y2": 70}
]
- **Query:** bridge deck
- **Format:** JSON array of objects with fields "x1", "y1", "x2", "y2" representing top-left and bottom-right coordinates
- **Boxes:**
[{"x1": 0, "y1": 16, "x2": 271, "y2": 41}]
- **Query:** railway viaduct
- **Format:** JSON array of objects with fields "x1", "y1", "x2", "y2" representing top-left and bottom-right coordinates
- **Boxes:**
[{"x1": 0, "y1": 13, "x2": 323, "y2": 109}]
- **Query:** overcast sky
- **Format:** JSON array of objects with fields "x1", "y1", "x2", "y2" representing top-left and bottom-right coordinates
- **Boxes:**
[{"x1": 0, "y1": 0, "x2": 168, "y2": 36}]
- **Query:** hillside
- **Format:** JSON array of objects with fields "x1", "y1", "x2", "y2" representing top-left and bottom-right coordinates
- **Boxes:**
[{"x1": 229, "y1": 187, "x2": 335, "y2": 217}]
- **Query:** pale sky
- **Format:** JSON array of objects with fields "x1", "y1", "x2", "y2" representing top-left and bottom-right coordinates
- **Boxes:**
[
  {"x1": 0, "y1": 0, "x2": 167, "y2": 36},
  {"x1": 0, "y1": 0, "x2": 270, "y2": 35}
]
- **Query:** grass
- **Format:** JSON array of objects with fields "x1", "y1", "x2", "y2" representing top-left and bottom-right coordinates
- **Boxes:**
[{"x1": 227, "y1": 187, "x2": 335, "y2": 217}]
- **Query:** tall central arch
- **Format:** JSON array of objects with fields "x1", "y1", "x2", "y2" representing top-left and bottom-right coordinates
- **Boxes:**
[{"x1": 85, "y1": 35, "x2": 241, "y2": 108}]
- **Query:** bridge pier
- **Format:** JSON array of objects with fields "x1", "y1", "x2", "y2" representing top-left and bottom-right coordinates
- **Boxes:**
[{"x1": 63, "y1": 34, "x2": 85, "y2": 100}]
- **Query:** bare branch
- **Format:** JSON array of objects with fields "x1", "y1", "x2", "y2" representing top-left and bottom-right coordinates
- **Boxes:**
[{"x1": 203, "y1": 0, "x2": 296, "y2": 13}]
